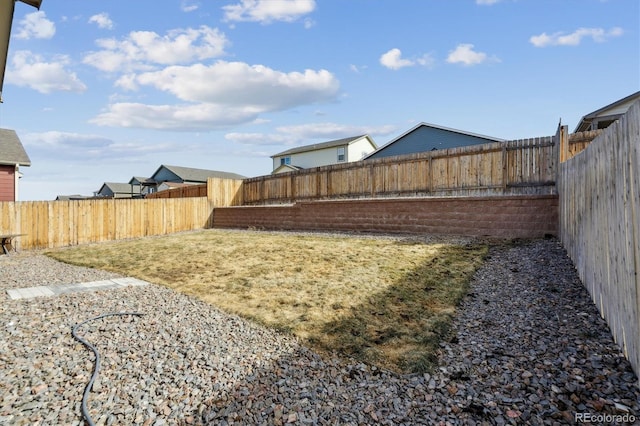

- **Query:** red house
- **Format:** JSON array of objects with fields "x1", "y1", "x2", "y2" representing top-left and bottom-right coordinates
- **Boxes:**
[{"x1": 0, "y1": 128, "x2": 31, "y2": 201}]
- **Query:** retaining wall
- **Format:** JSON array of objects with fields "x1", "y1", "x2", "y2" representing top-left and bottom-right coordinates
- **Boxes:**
[{"x1": 211, "y1": 195, "x2": 558, "y2": 239}]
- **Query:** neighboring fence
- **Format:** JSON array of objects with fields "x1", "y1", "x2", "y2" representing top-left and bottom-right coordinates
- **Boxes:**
[
  {"x1": 241, "y1": 137, "x2": 558, "y2": 205},
  {"x1": 568, "y1": 130, "x2": 602, "y2": 160},
  {"x1": 0, "y1": 197, "x2": 212, "y2": 250},
  {"x1": 146, "y1": 183, "x2": 207, "y2": 198},
  {"x1": 558, "y1": 99, "x2": 640, "y2": 382}
]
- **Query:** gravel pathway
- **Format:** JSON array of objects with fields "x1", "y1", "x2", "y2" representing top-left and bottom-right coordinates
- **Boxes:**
[{"x1": 1, "y1": 238, "x2": 638, "y2": 425}]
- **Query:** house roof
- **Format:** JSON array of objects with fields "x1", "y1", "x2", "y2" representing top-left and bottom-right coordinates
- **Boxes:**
[
  {"x1": 271, "y1": 164, "x2": 304, "y2": 174},
  {"x1": 271, "y1": 135, "x2": 375, "y2": 158},
  {"x1": 363, "y1": 122, "x2": 504, "y2": 160},
  {"x1": 0, "y1": 128, "x2": 31, "y2": 166},
  {"x1": 159, "y1": 181, "x2": 190, "y2": 189},
  {"x1": 97, "y1": 182, "x2": 142, "y2": 194},
  {"x1": 574, "y1": 91, "x2": 640, "y2": 133},
  {"x1": 150, "y1": 164, "x2": 247, "y2": 182},
  {"x1": 56, "y1": 194, "x2": 92, "y2": 201},
  {"x1": 129, "y1": 176, "x2": 154, "y2": 185}
]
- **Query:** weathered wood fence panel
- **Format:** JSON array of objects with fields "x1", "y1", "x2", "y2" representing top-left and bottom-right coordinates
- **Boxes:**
[
  {"x1": 0, "y1": 198, "x2": 212, "y2": 250},
  {"x1": 206, "y1": 178, "x2": 244, "y2": 206},
  {"x1": 241, "y1": 137, "x2": 557, "y2": 205},
  {"x1": 145, "y1": 183, "x2": 207, "y2": 198},
  {"x1": 558, "y1": 99, "x2": 640, "y2": 382}
]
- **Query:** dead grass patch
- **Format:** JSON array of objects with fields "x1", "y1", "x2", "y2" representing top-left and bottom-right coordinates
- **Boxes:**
[{"x1": 46, "y1": 229, "x2": 487, "y2": 373}]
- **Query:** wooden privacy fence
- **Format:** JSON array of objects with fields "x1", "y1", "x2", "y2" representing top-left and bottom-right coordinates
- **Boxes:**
[
  {"x1": 241, "y1": 137, "x2": 558, "y2": 205},
  {"x1": 0, "y1": 197, "x2": 212, "y2": 250},
  {"x1": 145, "y1": 183, "x2": 207, "y2": 198},
  {"x1": 558, "y1": 99, "x2": 640, "y2": 382}
]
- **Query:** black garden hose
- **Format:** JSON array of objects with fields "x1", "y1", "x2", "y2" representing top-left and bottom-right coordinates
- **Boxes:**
[{"x1": 71, "y1": 312, "x2": 144, "y2": 426}]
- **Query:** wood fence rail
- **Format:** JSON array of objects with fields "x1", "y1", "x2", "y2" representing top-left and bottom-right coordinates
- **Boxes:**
[{"x1": 559, "y1": 99, "x2": 640, "y2": 383}]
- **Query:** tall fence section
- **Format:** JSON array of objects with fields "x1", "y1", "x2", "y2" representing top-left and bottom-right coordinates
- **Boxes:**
[
  {"x1": 241, "y1": 137, "x2": 558, "y2": 204},
  {"x1": 559, "y1": 100, "x2": 640, "y2": 382},
  {"x1": 0, "y1": 198, "x2": 212, "y2": 250}
]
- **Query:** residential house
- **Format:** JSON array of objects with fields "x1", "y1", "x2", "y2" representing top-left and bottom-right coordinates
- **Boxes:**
[
  {"x1": 574, "y1": 91, "x2": 640, "y2": 132},
  {"x1": 270, "y1": 135, "x2": 377, "y2": 174},
  {"x1": 129, "y1": 176, "x2": 156, "y2": 196},
  {"x1": 364, "y1": 123, "x2": 504, "y2": 160},
  {"x1": 94, "y1": 182, "x2": 142, "y2": 199},
  {"x1": 147, "y1": 164, "x2": 246, "y2": 192},
  {"x1": 0, "y1": 128, "x2": 30, "y2": 201}
]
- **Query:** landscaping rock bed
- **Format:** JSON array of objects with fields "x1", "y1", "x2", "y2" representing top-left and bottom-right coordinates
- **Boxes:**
[{"x1": 1, "y1": 238, "x2": 638, "y2": 425}]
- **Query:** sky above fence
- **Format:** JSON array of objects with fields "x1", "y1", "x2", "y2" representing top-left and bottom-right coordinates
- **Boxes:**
[{"x1": 1, "y1": 0, "x2": 638, "y2": 201}]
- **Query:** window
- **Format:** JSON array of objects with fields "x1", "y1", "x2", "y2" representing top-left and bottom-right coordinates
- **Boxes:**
[
  {"x1": 337, "y1": 147, "x2": 346, "y2": 162},
  {"x1": 280, "y1": 156, "x2": 291, "y2": 165}
]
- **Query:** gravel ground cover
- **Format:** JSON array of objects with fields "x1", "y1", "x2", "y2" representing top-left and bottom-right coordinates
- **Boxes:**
[{"x1": 1, "y1": 237, "x2": 638, "y2": 425}]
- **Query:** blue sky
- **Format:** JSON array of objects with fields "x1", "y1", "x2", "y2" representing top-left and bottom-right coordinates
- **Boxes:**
[{"x1": 2, "y1": 0, "x2": 638, "y2": 200}]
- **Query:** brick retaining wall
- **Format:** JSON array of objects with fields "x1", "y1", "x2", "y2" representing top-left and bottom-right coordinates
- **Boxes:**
[{"x1": 211, "y1": 195, "x2": 558, "y2": 239}]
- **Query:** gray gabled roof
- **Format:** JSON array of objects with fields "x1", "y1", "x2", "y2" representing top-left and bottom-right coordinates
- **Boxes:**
[
  {"x1": 151, "y1": 164, "x2": 247, "y2": 182},
  {"x1": 0, "y1": 128, "x2": 31, "y2": 166},
  {"x1": 271, "y1": 164, "x2": 304, "y2": 174},
  {"x1": 271, "y1": 135, "x2": 374, "y2": 158},
  {"x1": 98, "y1": 182, "x2": 142, "y2": 194},
  {"x1": 129, "y1": 176, "x2": 152, "y2": 185}
]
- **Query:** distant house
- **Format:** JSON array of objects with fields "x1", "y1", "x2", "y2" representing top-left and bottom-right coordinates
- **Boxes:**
[
  {"x1": 94, "y1": 182, "x2": 142, "y2": 199},
  {"x1": 364, "y1": 123, "x2": 504, "y2": 160},
  {"x1": 129, "y1": 176, "x2": 156, "y2": 196},
  {"x1": 574, "y1": 91, "x2": 640, "y2": 133},
  {"x1": 0, "y1": 128, "x2": 30, "y2": 201},
  {"x1": 270, "y1": 135, "x2": 377, "y2": 174},
  {"x1": 147, "y1": 165, "x2": 247, "y2": 192}
]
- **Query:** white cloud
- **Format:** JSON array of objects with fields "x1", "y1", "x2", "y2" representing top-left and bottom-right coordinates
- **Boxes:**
[
  {"x1": 83, "y1": 26, "x2": 229, "y2": 73},
  {"x1": 6, "y1": 51, "x2": 87, "y2": 94},
  {"x1": 129, "y1": 61, "x2": 340, "y2": 109},
  {"x1": 88, "y1": 13, "x2": 114, "y2": 30},
  {"x1": 446, "y1": 43, "x2": 492, "y2": 66},
  {"x1": 22, "y1": 131, "x2": 184, "y2": 160},
  {"x1": 380, "y1": 48, "x2": 414, "y2": 70},
  {"x1": 223, "y1": 0, "x2": 316, "y2": 24},
  {"x1": 15, "y1": 11, "x2": 55, "y2": 39},
  {"x1": 530, "y1": 27, "x2": 623, "y2": 47},
  {"x1": 226, "y1": 122, "x2": 397, "y2": 147},
  {"x1": 93, "y1": 46, "x2": 340, "y2": 131},
  {"x1": 180, "y1": 0, "x2": 199, "y2": 12},
  {"x1": 379, "y1": 49, "x2": 435, "y2": 70},
  {"x1": 416, "y1": 53, "x2": 436, "y2": 69},
  {"x1": 476, "y1": 0, "x2": 502, "y2": 5},
  {"x1": 90, "y1": 102, "x2": 260, "y2": 131}
]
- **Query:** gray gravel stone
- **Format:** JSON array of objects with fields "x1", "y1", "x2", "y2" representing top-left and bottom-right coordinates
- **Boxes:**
[{"x1": 0, "y1": 237, "x2": 638, "y2": 425}]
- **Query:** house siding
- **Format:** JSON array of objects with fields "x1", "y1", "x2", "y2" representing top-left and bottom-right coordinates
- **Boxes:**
[
  {"x1": 153, "y1": 168, "x2": 181, "y2": 183},
  {"x1": 273, "y1": 145, "x2": 348, "y2": 170},
  {"x1": 347, "y1": 138, "x2": 377, "y2": 161},
  {"x1": 0, "y1": 165, "x2": 15, "y2": 201},
  {"x1": 368, "y1": 126, "x2": 500, "y2": 159}
]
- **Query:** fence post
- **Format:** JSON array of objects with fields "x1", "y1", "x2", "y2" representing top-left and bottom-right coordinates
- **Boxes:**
[
  {"x1": 290, "y1": 173, "x2": 296, "y2": 203},
  {"x1": 501, "y1": 144, "x2": 508, "y2": 190}
]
